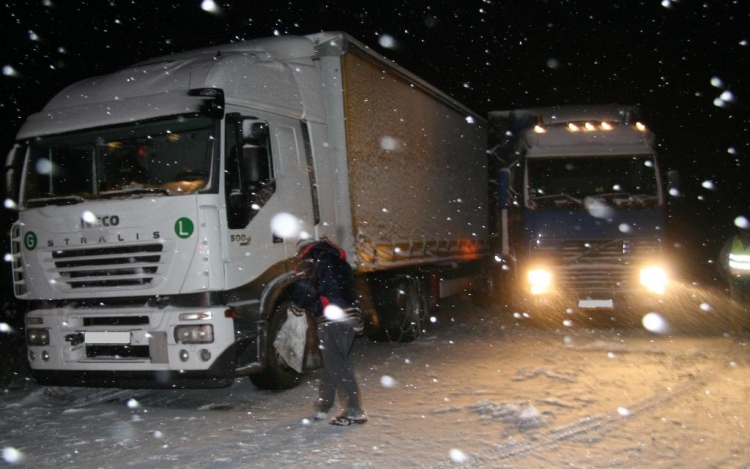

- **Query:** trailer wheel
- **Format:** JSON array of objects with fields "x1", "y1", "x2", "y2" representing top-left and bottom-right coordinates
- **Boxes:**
[
  {"x1": 371, "y1": 276, "x2": 427, "y2": 343},
  {"x1": 249, "y1": 299, "x2": 303, "y2": 390}
]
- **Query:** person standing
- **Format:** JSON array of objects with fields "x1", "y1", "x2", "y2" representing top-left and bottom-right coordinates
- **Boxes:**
[
  {"x1": 719, "y1": 223, "x2": 750, "y2": 333},
  {"x1": 720, "y1": 225, "x2": 750, "y2": 300},
  {"x1": 292, "y1": 237, "x2": 367, "y2": 426}
]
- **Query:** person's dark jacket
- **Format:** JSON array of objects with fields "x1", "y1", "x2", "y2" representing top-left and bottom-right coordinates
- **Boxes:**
[{"x1": 292, "y1": 239, "x2": 358, "y2": 322}]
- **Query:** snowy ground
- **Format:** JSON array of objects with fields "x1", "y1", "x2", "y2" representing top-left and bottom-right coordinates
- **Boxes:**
[{"x1": 2, "y1": 286, "x2": 750, "y2": 469}]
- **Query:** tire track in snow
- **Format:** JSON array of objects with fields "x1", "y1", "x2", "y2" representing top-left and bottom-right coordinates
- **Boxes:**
[
  {"x1": 432, "y1": 367, "x2": 719, "y2": 468},
  {"x1": 43, "y1": 386, "x2": 153, "y2": 408},
  {"x1": 42, "y1": 386, "x2": 239, "y2": 410}
]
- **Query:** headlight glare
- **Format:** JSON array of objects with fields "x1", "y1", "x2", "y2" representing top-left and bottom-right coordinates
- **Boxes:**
[
  {"x1": 528, "y1": 268, "x2": 553, "y2": 295},
  {"x1": 640, "y1": 266, "x2": 668, "y2": 295}
]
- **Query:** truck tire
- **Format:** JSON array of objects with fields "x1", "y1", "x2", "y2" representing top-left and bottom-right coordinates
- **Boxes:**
[
  {"x1": 369, "y1": 276, "x2": 427, "y2": 343},
  {"x1": 249, "y1": 299, "x2": 303, "y2": 390},
  {"x1": 472, "y1": 267, "x2": 501, "y2": 306}
]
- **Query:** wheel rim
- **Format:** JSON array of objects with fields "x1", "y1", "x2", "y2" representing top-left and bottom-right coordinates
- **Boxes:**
[{"x1": 387, "y1": 277, "x2": 425, "y2": 342}]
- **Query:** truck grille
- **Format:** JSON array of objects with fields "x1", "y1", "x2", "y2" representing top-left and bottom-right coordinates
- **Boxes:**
[
  {"x1": 50, "y1": 244, "x2": 165, "y2": 289},
  {"x1": 530, "y1": 238, "x2": 660, "y2": 293},
  {"x1": 555, "y1": 265, "x2": 635, "y2": 292}
]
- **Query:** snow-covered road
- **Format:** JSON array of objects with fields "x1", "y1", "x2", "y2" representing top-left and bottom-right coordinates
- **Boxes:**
[{"x1": 2, "y1": 295, "x2": 750, "y2": 469}]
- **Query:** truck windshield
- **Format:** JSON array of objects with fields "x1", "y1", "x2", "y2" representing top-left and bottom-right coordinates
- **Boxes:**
[
  {"x1": 22, "y1": 115, "x2": 215, "y2": 208},
  {"x1": 526, "y1": 155, "x2": 659, "y2": 210}
]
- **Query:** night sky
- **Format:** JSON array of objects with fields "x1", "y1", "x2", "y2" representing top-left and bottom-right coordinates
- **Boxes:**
[{"x1": 1, "y1": 0, "x2": 748, "y2": 271}]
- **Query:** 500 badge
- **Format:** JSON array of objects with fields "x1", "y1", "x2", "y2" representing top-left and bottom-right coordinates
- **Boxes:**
[{"x1": 230, "y1": 234, "x2": 250, "y2": 245}]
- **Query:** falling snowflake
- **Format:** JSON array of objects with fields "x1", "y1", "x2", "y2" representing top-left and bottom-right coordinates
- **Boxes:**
[
  {"x1": 201, "y1": 0, "x2": 221, "y2": 14},
  {"x1": 378, "y1": 34, "x2": 396, "y2": 49}
]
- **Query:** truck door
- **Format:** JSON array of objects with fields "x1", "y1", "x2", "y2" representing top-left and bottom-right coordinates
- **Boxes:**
[
  {"x1": 268, "y1": 117, "x2": 317, "y2": 257},
  {"x1": 223, "y1": 113, "x2": 315, "y2": 290}
]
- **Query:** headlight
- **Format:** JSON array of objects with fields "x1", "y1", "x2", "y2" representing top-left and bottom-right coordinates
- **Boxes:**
[
  {"x1": 174, "y1": 324, "x2": 214, "y2": 344},
  {"x1": 528, "y1": 268, "x2": 553, "y2": 295},
  {"x1": 640, "y1": 266, "x2": 668, "y2": 295},
  {"x1": 179, "y1": 312, "x2": 213, "y2": 321},
  {"x1": 27, "y1": 328, "x2": 50, "y2": 346}
]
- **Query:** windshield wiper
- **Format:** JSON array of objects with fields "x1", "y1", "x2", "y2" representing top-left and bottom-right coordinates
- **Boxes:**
[
  {"x1": 528, "y1": 193, "x2": 583, "y2": 209},
  {"x1": 26, "y1": 195, "x2": 86, "y2": 208},
  {"x1": 98, "y1": 188, "x2": 170, "y2": 199},
  {"x1": 590, "y1": 193, "x2": 659, "y2": 207}
]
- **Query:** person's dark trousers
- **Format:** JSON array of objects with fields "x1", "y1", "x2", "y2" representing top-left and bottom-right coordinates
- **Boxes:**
[{"x1": 314, "y1": 319, "x2": 364, "y2": 416}]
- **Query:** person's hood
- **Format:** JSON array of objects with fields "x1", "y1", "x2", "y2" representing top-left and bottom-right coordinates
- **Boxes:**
[{"x1": 298, "y1": 238, "x2": 347, "y2": 261}]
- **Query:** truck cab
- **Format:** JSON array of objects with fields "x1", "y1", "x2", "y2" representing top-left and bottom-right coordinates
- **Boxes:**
[{"x1": 490, "y1": 105, "x2": 671, "y2": 323}]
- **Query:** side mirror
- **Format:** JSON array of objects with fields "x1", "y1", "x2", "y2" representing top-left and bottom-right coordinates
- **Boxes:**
[
  {"x1": 5, "y1": 144, "x2": 26, "y2": 210},
  {"x1": 240, "y1": 120, "x2": 271, "y2": 190},
  {"x1": 227, "y1": 189, "x2": 249, "y2": 229},
  {"x1": 241, "y1": 121, "x2": 268, "y2": 142}
]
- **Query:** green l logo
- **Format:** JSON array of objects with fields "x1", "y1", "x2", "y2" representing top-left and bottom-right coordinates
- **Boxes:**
[{"x1": 175, "y1": 218, "x2": 194, "y2": 239}]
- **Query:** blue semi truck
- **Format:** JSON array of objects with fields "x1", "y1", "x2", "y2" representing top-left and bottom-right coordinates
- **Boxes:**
[{"x1": 488, "y1": 104, "x2": 672, "y2": 324}]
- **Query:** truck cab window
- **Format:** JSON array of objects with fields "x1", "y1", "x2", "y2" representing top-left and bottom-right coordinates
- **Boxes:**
[
  {"x1": 225, "y1": 115, "x2": 275, "y2": 228},
  {"x1": 24, "y1": 145, "x2": 95, "y2": 202},
  {"x1": 526, "y1": 156, "x2": 659, "y2": 210},
  {"x1": 22, "y1": 115, "x2": 214, "y2": 207}
]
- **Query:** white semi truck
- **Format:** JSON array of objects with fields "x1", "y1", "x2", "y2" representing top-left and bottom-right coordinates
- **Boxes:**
[
  {"x1": 5, "y1": 32, "x2": 491, "y2": 389},
  {"x1": 488, "y1": 104, "x2": 671, "y2": 323}
]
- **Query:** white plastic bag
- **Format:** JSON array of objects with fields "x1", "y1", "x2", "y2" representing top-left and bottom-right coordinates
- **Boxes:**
[{"x1": 273, "y1": 308, "x2": 308, "y2": 373}]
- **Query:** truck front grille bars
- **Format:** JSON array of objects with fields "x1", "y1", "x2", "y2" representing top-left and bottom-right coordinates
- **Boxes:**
[{"x1": 49, "y1": 243, "x2": 165, "y2": 289}]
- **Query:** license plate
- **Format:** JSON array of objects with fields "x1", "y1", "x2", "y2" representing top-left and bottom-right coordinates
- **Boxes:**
[
  {"x1": 578, "y1": 299, "x2": 614, "y2": 309},
  {"x1": 85, "y1": 331, "x2": 131, "y2": 344}
]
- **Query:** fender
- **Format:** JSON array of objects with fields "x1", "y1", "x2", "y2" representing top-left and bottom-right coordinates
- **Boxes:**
[
  {"x1": 222, "y1": 257, "x2": 297, "y2": 319},
  {"x1": 258, "y1": 269, "x2": 297, "y2": 319}
]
